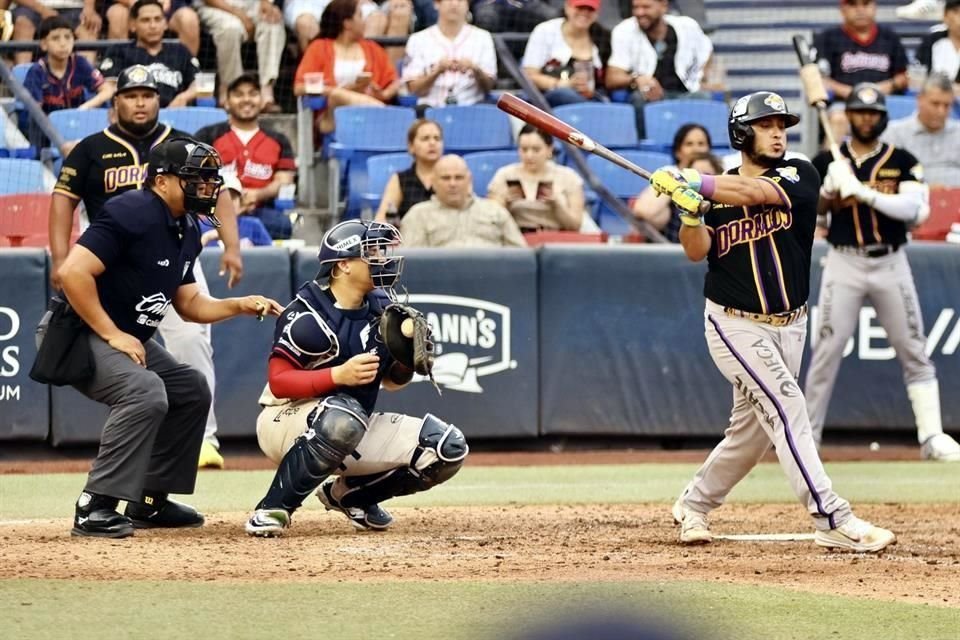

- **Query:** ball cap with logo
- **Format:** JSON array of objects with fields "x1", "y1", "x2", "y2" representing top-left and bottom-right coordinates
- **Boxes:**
[
  {"x1": 116, "y1": 64, "x2": 160, "y2": 95},
  {"x1": 148, "y1": 137, "x2": 225, "y2": 225}
]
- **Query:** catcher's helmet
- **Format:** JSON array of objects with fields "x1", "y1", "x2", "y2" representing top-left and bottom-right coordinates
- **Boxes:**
[
  {"x1": 115, "y1": 64, "x2": 159, "y2": 95},
  {"x1": 845, "y1": 82, "x2": 888, "y2": 138},
  {"x1": 317, "y1": 220, "x2": 404, "y2": 293},
  {"x1": 728, "y1": 91, "x2": 800, "y2": 150},
  {"x1": 148, "y1": 137, "x2": 224, "y2": 224}
]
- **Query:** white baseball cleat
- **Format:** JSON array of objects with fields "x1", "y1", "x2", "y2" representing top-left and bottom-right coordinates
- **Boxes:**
[
  {"x1": 815, "y1": 516, "x2": 897, "y2": 553},
  {"x1": 245, "y1": 508, "x2": 291, "y2": 537},
  {"x1": 896, "y1": 0, "x2": 944, "y2": 20},
  {"x1": 672, "y1": 499, "x2": 713, "y2": 545},
  {"x1": 921, "y1": 434, "x2": 960, "y2": 462}
]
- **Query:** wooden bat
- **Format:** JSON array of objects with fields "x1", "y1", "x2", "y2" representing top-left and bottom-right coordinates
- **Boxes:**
[
  {"x1": 792, "y1": 34, "x2": 843, "y2": 162},
  {"x1": 496, "y1": 93, "x2": 711, "y2": 215}
]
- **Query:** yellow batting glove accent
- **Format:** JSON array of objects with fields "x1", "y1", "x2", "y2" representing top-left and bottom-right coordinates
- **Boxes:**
[
  {"x1": 649, "y1": 168, "x2": 685, "y2": 197},
  {"x1": 671, "y1": 186, "x2": 703, "y2": 216}
]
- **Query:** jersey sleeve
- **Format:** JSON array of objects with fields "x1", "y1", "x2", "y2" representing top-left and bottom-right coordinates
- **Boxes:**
[
  {"x1": 895, "y1": 148, "x2": 924, "y2": 184},
  {"x1": 181, "y1": 47, "x2": 199, "y2": 89},
  {"x1": 275, "y1": 130, "x2": 296, "y2": 172},
  {"x1": 890, "y1": 32, "x2": 909, "y2": 74},
  {"x1": 916, "y1": 34, "x2": 934, "y2": 74},
  {"x1": 771, "y1": 159, "x2": 821, "y2": 216},
  {"x1": 521, "y1": 22, "x2": 552, "y2": 70},
  {"x1": 271, "y1": 309, "x2": 337, "y2": 369},
  {"x1": 77, "y1": 55, "x2": 105, "y2": 92},
  {"x1": 98, "y1": 46, "x2": 126, "y2": 79},
  {"x1": 54, "y1": 139, "x2": 92, "y2": 200}
]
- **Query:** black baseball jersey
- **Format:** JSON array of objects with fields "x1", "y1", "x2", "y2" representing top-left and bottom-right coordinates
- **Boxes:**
[
  {"x1": 812, "y1": 142, "x2": 922, "y2": 249},
  {"x1": 916, "y1": 28, "x2": 960, "y2": 83},
  {"x1": 54, "y1": 124, "x2": 188, "y2": 221},
  {"x1": 100, "y1": 43, "x2": 199, "y2": 107},
  {"x1": 269, "y1": 282, "x2": 395, "y2": 415},
  {"x1": 703, "y1": 158, "x2": 820, "y2": 315},
  {"x1": 813, "y1": 25, "x2": 908, "y2": 89}
]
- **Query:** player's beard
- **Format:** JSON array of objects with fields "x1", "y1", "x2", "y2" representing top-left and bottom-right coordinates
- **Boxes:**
[
  {"x1": 121, "y1": 114, "x2": 159, "y2": 138},
  {"x1": 850, "y1": 124, "x2": 878, "y2": 146},
  {"x1": 746, "y1": 147, "x2": 783, "y2": 169}
]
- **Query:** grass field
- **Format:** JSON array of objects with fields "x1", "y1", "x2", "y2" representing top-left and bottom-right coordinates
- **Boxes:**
[{"x1": 2, "y1": 462, "x2": 959, "y2": 640}]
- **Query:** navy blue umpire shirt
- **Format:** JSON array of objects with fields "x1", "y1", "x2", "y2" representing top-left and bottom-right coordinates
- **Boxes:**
[{"x1": 76, "y1": 189, "x2": 202, "y2": 343}]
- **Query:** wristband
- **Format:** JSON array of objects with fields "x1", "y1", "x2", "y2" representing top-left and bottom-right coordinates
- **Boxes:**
[{"x1": 699, "y1": 174, "x2": 716, "y2": 199}]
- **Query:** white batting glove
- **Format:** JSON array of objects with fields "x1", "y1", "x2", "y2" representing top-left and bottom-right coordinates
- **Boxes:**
[
  {"x1": 821, "y1": 171, "x2": 839, "y2": 199},
  {"x1": 837, "y1": 172, "x2": 871, "y2": 202},
  {"x1": 826, "y1": 159, "x2": 855, "y2": 187}
]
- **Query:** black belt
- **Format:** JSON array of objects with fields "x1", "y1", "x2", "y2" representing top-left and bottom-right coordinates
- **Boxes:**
[
  {"x1": 724, "y1": 304, "x2": 808, "y2": 327},
  {"x1": 834, "y1": 244, "x2": 898, "y2": 258}
]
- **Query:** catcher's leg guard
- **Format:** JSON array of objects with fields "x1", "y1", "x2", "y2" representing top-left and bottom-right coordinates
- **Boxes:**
[
  {"x1": 257, "y1": 395, "x2": 368, "y2": 512},
  {"x1": 334, "y1": 414, "x2": 469, "y2": 508}
]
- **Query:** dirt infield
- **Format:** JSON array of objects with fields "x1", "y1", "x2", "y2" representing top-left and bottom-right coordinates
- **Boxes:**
[{"x1": 2, "y1": 502, "x2": 958, "y2": 607}]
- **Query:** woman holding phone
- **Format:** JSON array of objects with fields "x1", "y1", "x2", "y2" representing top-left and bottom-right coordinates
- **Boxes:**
[
  {"x1": 294, "y1": 0, "x2": 401, "y2": 134},
  {"x1": 375, "y1": 118, "x2": 444, "y2": 222},
  {"x1": 487, "y1": 124, "x2": 586, "y2": 232}
]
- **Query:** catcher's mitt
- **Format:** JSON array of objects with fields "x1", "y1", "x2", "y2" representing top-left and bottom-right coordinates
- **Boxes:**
[{"x1": 379, "y1": 303, "x2": 436, "y2": 381}]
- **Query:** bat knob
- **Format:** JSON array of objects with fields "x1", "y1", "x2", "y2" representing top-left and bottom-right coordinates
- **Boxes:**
[{"x1": 697, "y1": 200, "x2": 712, "y2": 215}]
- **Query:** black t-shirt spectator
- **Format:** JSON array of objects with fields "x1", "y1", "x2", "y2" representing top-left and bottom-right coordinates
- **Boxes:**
[
  {"x1": 813, "y1": 25, "x2": 908, "y2": 90},
  {"x1": 654, "y1": 25, "x2": 685, "y2": 93},
  {"x1": 100, "y1": 44, "x2": 199, "y2": 107},
  {"x1": 916, "y1": 28, "x2": 960, "y2": 83}
]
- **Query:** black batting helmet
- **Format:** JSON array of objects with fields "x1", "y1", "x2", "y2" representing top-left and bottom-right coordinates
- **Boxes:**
[
  {"x1": 148, "y1": 137, "x2": 224, "y2": 225},
  {"x1": 317, "y1": 220, "x2": 404, "y2": 294},
  {"x1": 845, "y1": 82, "x2": 888, "y2": 139},
  {"x1": 728, "y1": 91, "x2": 800, "y2": 150}
]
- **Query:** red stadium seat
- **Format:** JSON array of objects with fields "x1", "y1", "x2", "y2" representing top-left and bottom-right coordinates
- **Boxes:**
[
  {"x1": 914, "y1": 188, "x2": 960, "y2": 241},
  {"x1": 523, "y1": 230, "x2": 607, "y2": 247},
  {"x1": 0, "y1": 193, "x2": 78, "y2": 247}
]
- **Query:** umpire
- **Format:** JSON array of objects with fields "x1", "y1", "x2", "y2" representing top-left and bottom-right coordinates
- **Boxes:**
[{"x1": 49, "y1": 137, "x2": 283, "y2": 538}]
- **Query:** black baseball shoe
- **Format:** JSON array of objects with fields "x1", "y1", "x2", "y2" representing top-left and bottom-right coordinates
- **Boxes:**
[
  {"x1": 125, "y1": 495, "x2": 205, "y2": 529},
  {"x1": 71, "y1": 491, "x2": 135, "y2": 538},
  {"x1": 317, "y1": 479, "x2": 394, "y2": 531}
]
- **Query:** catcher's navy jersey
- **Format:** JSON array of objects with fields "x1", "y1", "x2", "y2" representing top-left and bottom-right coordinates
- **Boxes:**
[
  {"x1": 269, "y1": 282, "x2": 394, "y2": 414},
  {"x1": 812, "y1": 142, "x2": 921, "y2": 249},
  {"x1": 703, "y1": 158, "x2": 820, "y2": 315}
]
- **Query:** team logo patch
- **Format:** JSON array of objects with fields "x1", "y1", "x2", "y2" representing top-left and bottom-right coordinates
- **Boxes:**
[
  {"x1": 856, "y1": 86, "x2": 879, "y2": 105},
  {"x1": 763, "y1": 93, "x2": 786, "y2": 112},
  {"x1": 731, "y1": 96, "x2": 750, "y2": 118},
  {"x1": 775, "y1": 166, "x2": 799, "y2": 183},
  {"x1": 126, "y1": 65, "x2": 150, "y2": 84}
]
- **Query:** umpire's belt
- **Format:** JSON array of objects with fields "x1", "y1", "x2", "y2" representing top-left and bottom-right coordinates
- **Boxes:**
[
  {"x1": 724, "y1": 304, "x2": 808, "y2": 327},
  {"x1": 834, "y1": 243, "x2": 898, "y2": 258}
]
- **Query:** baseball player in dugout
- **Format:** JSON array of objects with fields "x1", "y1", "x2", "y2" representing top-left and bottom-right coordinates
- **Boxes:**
[
  {"x1": 648, "y1": 91, "x2": 897, "y2": 552},
  {"x1": 45, "y1": 137, "x2": 283, "y2": 539},
  {"x1": 49, "y1": 64, "x2": 244, "y2": 470},
  {"x1": 245, "y1": 220, "x2": 468, "y2": 537},
  {"x1": 805, "y1": 83, "x2": 960, "y2": 462}
]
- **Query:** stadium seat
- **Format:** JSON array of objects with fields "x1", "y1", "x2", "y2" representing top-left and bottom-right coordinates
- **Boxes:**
[
  {"x1": 159, "y1": 107, "x2": 227, "y2": 134},
  {"x1": 884, "y1": 95, "x2": 916, "y2": 121},
  {"x1": 11, "y1": 63, "x2": 31, "y2": 113},
  {"x1": 49, "y1": 108, "x2": 109, "y2": 141},
  {"x1": 463, "y1": 150, "x2": 518, "y2": 197},
  {"x1": 0, "y1": 193, "x2": 55, "y2": 245},
  {"x1": 424, "y1": 105, "x2": 514, "y2": 153},
  {"x1": 642, "y1": 99, "x2": 730, "y2": 150},
  {"x1": 587, "y1": 151, "x2": 670, "y2": 236},
  {"x1": 913, "y1": 188, "x2": 960, "y2": 241},
  {"x1": 554, "y1": 103, "x2": 638, "y2": 149},
  {"x1": 0, "y1": 160, "x2": 47, "y2": 195},
  {"x1": 361, "y1": 152, "x2": 412, "y2": 213}
]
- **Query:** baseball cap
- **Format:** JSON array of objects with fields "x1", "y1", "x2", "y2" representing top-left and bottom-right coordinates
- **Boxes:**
[
  {"x1": 569, "y1": 0, "x2": 600, "y2": 9},
  {"x1": 116, "y1": 65, "x2": 159, "y2": 94},
  {"x1": 227, "y1": 73, "x2": 260, "y2": 94}
]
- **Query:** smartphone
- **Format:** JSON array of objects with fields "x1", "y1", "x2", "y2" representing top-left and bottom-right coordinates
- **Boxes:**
[
  {"x1": 356, "y1": 71, "x2": 372, "y2": 85},
  {"x1": 506, "y1": 179, "x2": 524, "y2": 199},
  {"x1": 536, "y1": 181, "x2": 553, "y2": 200}
]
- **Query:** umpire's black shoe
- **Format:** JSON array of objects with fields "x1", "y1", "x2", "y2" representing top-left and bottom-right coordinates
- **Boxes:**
[
  {"x1": 71, "y1": 491, "x2": 135, "y2": 538},
  {"x1": 125, "y1": 496, "x2": 205, "y2": 529}
]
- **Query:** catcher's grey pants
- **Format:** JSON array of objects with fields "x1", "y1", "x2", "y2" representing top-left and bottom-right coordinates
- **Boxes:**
[
  {"x1": 72, "y1": 336, "x2": 210, "y2": 503},
  {"x1": 681, "y1": 300, "x2": 852, "y2": 531},
  {"x1": 804, "y1": 247, "x2": 936, "y2": 444},
  {"x1": 158, "y1": 262, "x2": 218, "y2": 447}
]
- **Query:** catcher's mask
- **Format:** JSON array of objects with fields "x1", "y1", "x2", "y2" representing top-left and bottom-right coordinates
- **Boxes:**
[
  {"x1": 728, "y1": 91, "x2": 800, "y2": 151},
  {"x1": 317, "y1": 220, "x2": 404, "y2": 294},
  {"x1": 148, "y1": 137, "x2": 224, "y2": 226}
]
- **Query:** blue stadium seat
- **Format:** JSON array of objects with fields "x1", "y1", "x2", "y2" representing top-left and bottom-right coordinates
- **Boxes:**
[
  {"x1": 642, "y1": 99, "x2": 730, "y2": 150},
  {"x1": 587, "y1": 151, "x2": 671, "y2": 233},
  {"x1": 554, "y1": 103, "x2": 638, "y2": 149},
  {"x1": 424, "y1": 105, "x2": 514, "y2": 153},
  {"x1": 463, "y1": 150, "x2": 518, "y2": 197},
  {"x1": 12, "y1": 63, "x2": 31, "y2": 113},
  {"x1": 361, "y1": 152, "x2": 412, "y2": 212},
  {"x1": 0, "y1": 158, "x2": 47, "y2": 194},
  {"x1": 158, "y1": 107, "x2": 227, "y2": 134},
  {"x1": 884, "y1": 95, "x2": 916, "y2": 121},
  {"x1": 49, "y1": 108, "x2": 109, "y2": 141}
]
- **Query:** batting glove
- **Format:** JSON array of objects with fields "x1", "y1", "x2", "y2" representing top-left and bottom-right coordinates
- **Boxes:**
[
  {"x1": 671, "y1": 187, "x2": 705, "y2": 226},
  {"x1": 650, "y1": 167, "x2": 686, "y2": 197},
  {"x1": 679, "y1": 168, "x2": 703, "y2": 191}
]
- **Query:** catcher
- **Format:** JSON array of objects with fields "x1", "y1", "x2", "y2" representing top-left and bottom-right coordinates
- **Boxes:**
[{"x1": 246, "y1": 220, "x2": 468, "y2": 537}]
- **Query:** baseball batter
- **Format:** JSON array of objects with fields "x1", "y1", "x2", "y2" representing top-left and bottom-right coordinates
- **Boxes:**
[
  {"x1": 804, "y1": 83, "x2": 960, "y2": 462},
  {"x1": 650, "y1": 91, "x2": 896, "y2": 552},
  {"x1": 245, "y1": 220, "x2": 468, "y2": 537}
]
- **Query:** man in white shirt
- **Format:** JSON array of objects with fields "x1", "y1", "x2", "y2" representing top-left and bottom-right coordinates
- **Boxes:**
[
  {"x1": 402, "y1": 0, "x2": 497, "y2": 108},
  {"x1": 916, "y1": 0, "x2": 960, "y2": 97},
  {"x1": 605, "y1": 0, "x2": 713, "y2": 138}
]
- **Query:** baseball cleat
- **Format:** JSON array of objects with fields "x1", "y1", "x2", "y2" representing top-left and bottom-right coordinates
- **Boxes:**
[
  {"x1": 125, "y1": 498, "x2": 205, "y2": 528},
  {"x1": 198, "y1": 441, "x2": 225, "y2": 469},
  {"x1": 672, "y1": 499, "x2": 713, "y2": 545},
  {"x1": 895, "y1": 0, "x2": 944, "y2": 20},
  {"x1": 920, "y1": 434, "x2": 960, "y2": 462},
  {"x1": 815, "y1": 517, "x2": 897, "y2": 553},
  {"x1": 317, "y1": 479, "x2": 394, "y2": 531},
  {"x1": 71, "y1": 508, "x2": 135, "y2": 538},
  {"x1": 245, "y1": 509, "x2": 291, "y2": 537}
]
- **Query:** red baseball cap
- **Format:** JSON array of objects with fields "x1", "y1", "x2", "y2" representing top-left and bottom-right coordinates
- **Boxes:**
[{"x1": 569, "y1": 0, "x2": 600, "y2": 10}]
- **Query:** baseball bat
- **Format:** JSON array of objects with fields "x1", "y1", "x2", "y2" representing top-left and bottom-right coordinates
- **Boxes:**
[
  {"x1": 496, "y1": 93, "x2": 711, "y2": 215},
  {"x1": 792, "y1": 34, "x2": 843, "y2": 162}
]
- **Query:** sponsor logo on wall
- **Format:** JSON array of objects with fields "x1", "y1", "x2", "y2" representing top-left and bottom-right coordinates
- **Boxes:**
[
  {"x1": 810, "y1": 306, "x2": 959, "y2": 359},
  {"x1": 0, "y1": 306, "x2": 21, "y2": 401}
]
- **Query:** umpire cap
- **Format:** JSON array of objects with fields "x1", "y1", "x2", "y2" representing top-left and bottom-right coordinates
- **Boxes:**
[{"x1": 116, "y1": 65, "x2": 159, "y2": 94}]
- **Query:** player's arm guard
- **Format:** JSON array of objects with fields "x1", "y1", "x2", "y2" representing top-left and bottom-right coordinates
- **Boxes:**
[{"x1": 380, "y1": 304, "x2": 435, "y2": 378}]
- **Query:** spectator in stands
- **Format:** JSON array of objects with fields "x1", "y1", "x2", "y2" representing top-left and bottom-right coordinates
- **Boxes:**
[
  {"x1": 605, "y1": 0, "x2": 714, "y2": 138},
  {"x1": 294, "y1": 0, "x2": 400, "y2": 134},
  {"x1": 883, "y1": 73, "x2": 960, "y2": 187},
  {"x1": 100, "y1": 1, "x2": 199, "y2": 108},
  {"x1": 522, "y1": 0, "x2": 611, "y2": 107},
  {"x1": 814, "y1": 0, "x2": 908, "y2": 140},
  {"x1": 916, "y1": 0, "x2": 960, "y2": 95},
  {"x1": 375, "y1": 118, "x2": 443, "y2": 222},
  {"x1": 402, "y1": 154, "x2": 527, "y2": 247},
  {"x1": 471, "y1": 0, "x2": 559, "y2": 35},
  {"x1": 200, "y1": 172, "x2": 274, "y2": 246},
  {"x1": 402, "y1": 0, "x2": 497, "y2": 108},
  {"x1": 10, "y1": 0, "x2": 100, "y2": 65},
  {"x1": 284, "y1": 0, "x2": 405, "y2": 54},
  {"x1": 487, "y1": 124, "x2": 586, "y2": 232},
  {"x1": 630, "y1": 122, "x2": 710, "y2": 241},
  {"x1": 24, "y1": 16, "x2": 113, "y2": 113},
  {"x1": 196, "y1": 0, "x2": 285, "y2": 110},
  {"x1": 105, "y1": 0, "x2": 202, "y2": 56},
  {"x1": 365, "y1": 0, "x2": 415, "y2": 63},
  {"x1": 195, "y1": 73, "x2": 297, "y2": 238}
]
